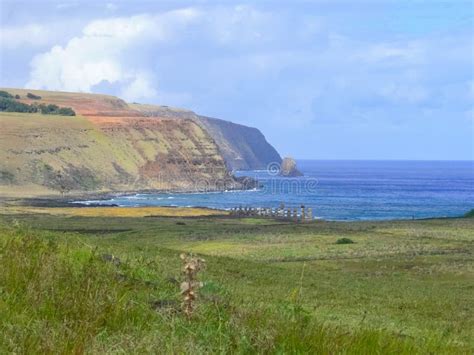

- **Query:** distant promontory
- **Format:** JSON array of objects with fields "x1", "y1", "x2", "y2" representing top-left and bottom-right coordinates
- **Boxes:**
[{"x1": 279, "y1": 157, "x2": 303, "y2": 177}]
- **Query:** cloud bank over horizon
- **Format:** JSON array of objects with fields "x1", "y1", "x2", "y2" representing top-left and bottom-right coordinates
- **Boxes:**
[{"x1": 0, "y1": 1, "x2": 472, "y2": 160}]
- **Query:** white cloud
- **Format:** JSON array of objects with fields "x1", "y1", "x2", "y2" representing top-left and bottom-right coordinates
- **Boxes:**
[
  {"x1": 27, "y1": 40, "x2": 124, "y2": 92},
  {"x1": 24, "y1": 5, "x2": 283, "y2": 101},
  {"x1": 25, "y1": 9, "x2": 201, "y2": 101},
  {"x1": 0, "y1": 24, "x2": 52, "y2": 49},
  {"x1": 120, "y1": 72, "x2": 157, "y2": 101}
]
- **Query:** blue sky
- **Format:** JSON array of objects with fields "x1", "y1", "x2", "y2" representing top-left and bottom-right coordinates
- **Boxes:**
[{"x1": 1, "y1": 0, "x2": 473, "y2": 160}]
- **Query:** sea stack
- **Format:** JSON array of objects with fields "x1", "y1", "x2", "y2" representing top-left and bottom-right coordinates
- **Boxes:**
[{"x1": 279, "y1": 157, "x2": 303, "y2": 177}]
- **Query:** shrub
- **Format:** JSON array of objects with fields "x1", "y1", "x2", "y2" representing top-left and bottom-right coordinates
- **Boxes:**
[
  {"x1": 38, "y1": 103, "x2": 60, "y2": 114},
  {"x1": 0, "y1": 97, "x2": 75, "y2": 116},
  {"x1": 26, "y1": 92, "x2": 41, "y2": 100},
  {"x1": 335, "y1": 237, "x2": 354, "y2": 244},
  {"x1": 464, "y1": 209, "x2": 474, "y2": 218},
  {"x1": 57, "y1": 107, "x2": 76, "y2": 116},
  {"x1": 37, "y1": 103, "x2": 76, "y2": 116},
  {"x1": 0, "y1": 97, "x2": 32, "y2": 113},
  {"x1": 0, "y1": 90, "x2": 14, "y2": 99},
  {"x1": 15, "y1": 94, "x2": 20, "y2": 99}
]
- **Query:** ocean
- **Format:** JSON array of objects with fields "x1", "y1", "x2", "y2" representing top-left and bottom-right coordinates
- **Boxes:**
[{"x1": 80, "y1": 160, "x2": 474, "y2": 221}]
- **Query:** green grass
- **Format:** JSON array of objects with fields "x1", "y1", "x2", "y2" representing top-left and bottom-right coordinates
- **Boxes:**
[{"x1": 0, "y1": 213, "x2": 473, "y2": 353}]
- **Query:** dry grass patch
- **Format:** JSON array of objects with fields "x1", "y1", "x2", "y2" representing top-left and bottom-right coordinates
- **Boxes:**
[{"x1": 0, "y1": 206, "x2": 227, "y2": 218}]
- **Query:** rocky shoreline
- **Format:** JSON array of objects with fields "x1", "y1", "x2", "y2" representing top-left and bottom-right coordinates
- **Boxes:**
[{"x1": 1, "y1": 175, "x2": 260, "y2": 208}]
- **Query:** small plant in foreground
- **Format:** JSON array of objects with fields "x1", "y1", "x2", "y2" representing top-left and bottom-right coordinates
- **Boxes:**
[
  {"x1": 180, "y1": 253, "x2": 205, "y2": 318},
  {"x1": 335, "y1": 237, "x2": 354, "y2": 244}
]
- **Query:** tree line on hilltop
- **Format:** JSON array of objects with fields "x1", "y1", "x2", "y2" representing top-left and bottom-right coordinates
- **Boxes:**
[{"x1": 0, "y1": 90, "x2": 75, "y2": 116}]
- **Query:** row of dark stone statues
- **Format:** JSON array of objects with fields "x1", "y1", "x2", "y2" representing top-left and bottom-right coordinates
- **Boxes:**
[{"x1": 229, "y1": 203, "x2": 313, "y2": 222}]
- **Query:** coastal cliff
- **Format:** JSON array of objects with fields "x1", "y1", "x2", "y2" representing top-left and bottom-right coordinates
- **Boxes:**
[
  {"x1": 196, "y1": 116, "x2": 282, "y2": 171},
  {"x1": 130, "y1": 103, "x2": 282, "y2": 170},
  {"x1": 0, "y1": 89, "x2": 278, "y2": 197}
]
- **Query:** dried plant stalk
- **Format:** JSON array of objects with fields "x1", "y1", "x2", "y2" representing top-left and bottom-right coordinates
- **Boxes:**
[{"x1": 180, "y1": 253, "x2": 205, "y2": 318}]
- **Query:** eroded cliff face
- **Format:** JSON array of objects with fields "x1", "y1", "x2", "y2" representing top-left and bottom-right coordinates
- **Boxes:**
[
  {"x1": 0, "y1": 89, "x2": 239, "y2": 197},
  {"x1": 195, "y1": 117, "x2": 282, "y2": 171},
  {"x1": 131, "y1": 103, "x2": 283, "y2": 171}
]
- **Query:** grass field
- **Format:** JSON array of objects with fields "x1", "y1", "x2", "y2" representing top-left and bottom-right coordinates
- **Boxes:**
[{"x1": 0, "y1": 210, "x2": 473, "y2": 353}]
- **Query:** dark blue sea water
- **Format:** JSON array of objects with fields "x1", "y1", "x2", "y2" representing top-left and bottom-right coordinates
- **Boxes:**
[{"x1": 80, "y1": 160, "x2": 474, "y2": 221}]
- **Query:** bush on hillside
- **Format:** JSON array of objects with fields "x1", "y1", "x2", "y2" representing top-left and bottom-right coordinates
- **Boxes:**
[
  {"x1": 0, "y1": 97, "x2": 35, "y2": 113},
  {"x1": 0, "y1": 90, "x2": 14, "y2": 99},
  {"x1": 36, "y1": 103, "x2": 75, "y2": 116},
  {"x1": 38, "y1": 103, "x2": 60, "y2": 114},
  {"x1": 57, "y1": 107, "x2": 76, "y2": 116},
  {"x1": 26, "y1": 92, "x2": 41, "y2": 100},
  {"x1": 0, "y1": 97, "x2": 75, "y2": 116}
]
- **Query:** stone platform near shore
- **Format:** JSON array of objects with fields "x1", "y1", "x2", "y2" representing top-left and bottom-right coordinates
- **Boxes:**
[{"x1": 230, "y1": 204, "x2": 313, "y2": 222}]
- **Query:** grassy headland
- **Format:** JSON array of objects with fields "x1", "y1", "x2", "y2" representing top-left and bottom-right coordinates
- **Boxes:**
[{"x1": 0, "y1": 210, "x2": 473, "y2": 353}]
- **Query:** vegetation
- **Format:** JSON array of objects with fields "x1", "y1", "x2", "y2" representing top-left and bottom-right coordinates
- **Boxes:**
[
  {"x1": 335, "y1": 237, "x2": 354, "y2": 244},
  {"x1": 26, "y1": 92, "x2": 42, "y2": 100},
  {"x1": 0, "y1": 170, "x2": 15, "y2": 184},
  {"x1": 464, "y1": 209, "x2": 474, "y2": 218},
  {"x1": 0, "y1": 212, "x2": 472, "y2": 353},
  {"x1": 0, "y1": 91, "x2": 75, "y2": 116},
  {"x1": 180, "y1": 253, "x2": 206, "y2": 318},
  {"x1": 0, "y1": 90, "x2": 14, "y2": 99},
  {"x1": 0, "y1": 97, "x2": 36, "y2": 113},
  {"x1": 38, "y1": 103, "x2": 75, "y2": 116}
]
